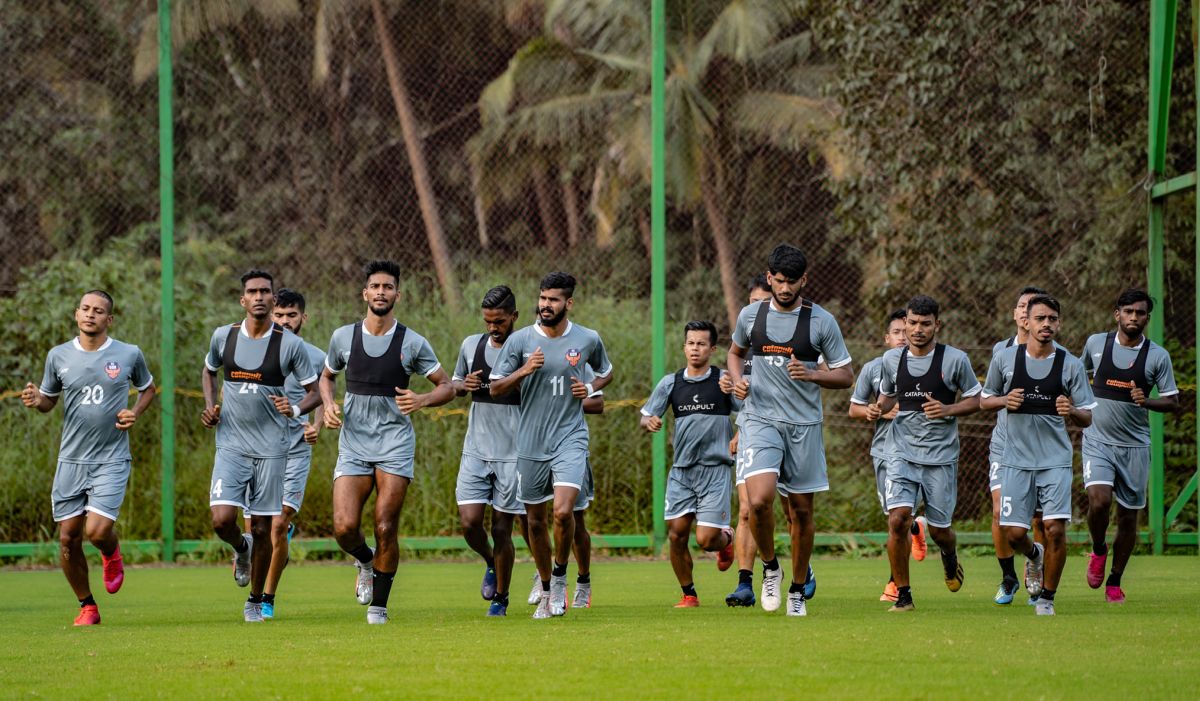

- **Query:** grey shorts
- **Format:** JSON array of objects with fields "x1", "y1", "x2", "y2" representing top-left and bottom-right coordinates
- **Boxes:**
[
  {"x1": 999, "y1": 466, "x2": 1072, "y2": 529},
  {"x1": 210, "y1": 448, "x2": 285, "y2": 517},
  {"x1": 988, "y1": 450, "x2": 1004, "y2": 492},
  {"x1": 516, "y1": 446, "x2": 588, "y2": 505},
  {"x1": 52, "y1": 460, "x2": 131, "y2": 522},
  {"x1": 664, "y1": 464, "x2": 733, "y2": 528},
  {"x1": 574, "y1": 459, "x2": 594, "y2": 512},
  {"x1": 737, "y1": 416, "x2": 828, "y2": 495},
  {"x1": 282, "y1": 451, "x2": 313, "y2": 513},
  {"x1": 334, "y1": 454, "x2": 414, "y2": 481},
  {"x1": 885, "y1": 459, "x2": 956, "y2": 528},
  {"x1": 1082, "y1": 437, "x2": 1149, "y2": 510},
  {"x1": 455, "y1": 455, "x2": 525, "y2": 515}
]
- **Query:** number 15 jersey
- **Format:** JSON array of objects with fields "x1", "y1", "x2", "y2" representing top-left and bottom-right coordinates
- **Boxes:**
[{"x1": 490, "y1": 321, "x2": 612, "y2": 461}]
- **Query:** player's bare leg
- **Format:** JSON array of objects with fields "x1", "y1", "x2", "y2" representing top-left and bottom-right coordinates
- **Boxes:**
[
  {"x1": 668, "y1": 515, "x2": 697, "y2": 606},
  {"x1": 458, "y1": 502, "x2": 494, "y2": 568},
  {"x1": 332, "y1": 475, "x2": 376, "y2": 608},
  {"x1": 726, "y1": 482, "x2": 758, "y2": 606},
  {"x1": 1085, "y1": 484, "x2": 1114, "y2": 589},
  {"x1": 367, "y1": 471, "x2": 409, "y2": 618},
  {"x1": 571, "y1": 510, "x2": 592, "y2": 608},
  {"x1": 491, "y1": 511, "x2": 516, "y2": 600},
  {"x1": 264, "y1": 506, "x2": 296, "y2": 597},
  {"x1": 58, "y1": 515, "x2": 92, "y2": 600},
  {"x1": 886, "y1": 506, "x2": 914, "y2": 590},
  {"x1": 1032, "y1": 512, "x2": 1046, "y2": 545},
  {"x1": 248, "y1": 514, "x2": 273, "y2": 596},
  {"x1": 1106, "y1": 503, "x2": 1138, "y2": 601},
  {"x1": 991, "y1": 489, "x2": 1013, "y2": 557},
  {"x1": 551, "y1": 486, "x2": 578, "y2": 568},
  {"x1": 990, "y1": 487, "x2": 1019, "y2": 604},
  {"x1": 785, "y1": 492, "x2": 815, "y2": 591},
  {"x1": 745, "y1": 472, "x2": 783, "y2": 611},
  {"x1": 211, "y1": 504, "x2": 245, "y2": 549}
]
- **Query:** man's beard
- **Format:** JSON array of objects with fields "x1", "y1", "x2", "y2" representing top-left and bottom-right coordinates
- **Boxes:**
[
  {"x1": 369, "y1": 300, "x2": 395, "y2": 317},
  {"x1": 538, "y1": 307, "x2": 567, "y2": 327}
]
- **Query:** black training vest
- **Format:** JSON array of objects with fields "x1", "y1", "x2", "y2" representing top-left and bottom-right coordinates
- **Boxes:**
[
  {"x1": 344, "y1": 321, "x2": 410, "y2": 396},
  {"x1": 749, "y1": 300, "x2": 819, "y2": 362},
  {"x1": 1091, "y1": 333, "x2": 1151, "y2": 403},
  {"x1": 223, "y1": 323, "x2": 285, "y2": 386},
  {"x1": 669, "y1": 367, "x2": 732, "y2": 418},
  {"x1": 470, "y1": 334, "x2": 520, "y2": 406},
  {"x1": 742, "y1": 351, "x2": 754, "y2": 377},
  {"x1": 1009, "y1": 344, "x2": 1065, "y2": 416},
  {"x1": 896, "y1": 344, "x2": 957, "y2": 411}
]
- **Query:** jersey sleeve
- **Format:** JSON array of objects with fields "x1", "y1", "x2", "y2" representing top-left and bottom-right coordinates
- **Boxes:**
[
  {"x1": 878, "y1": 351, "x2": 899, "y2": 397},
  {"x1": 284, "y1": 337, "x2": 319, "y2": 386},
  {"x1": 731, "y1": 305, "x2": 754, "y2": 349},
  {"x1": 452, "y1": 337, "x2": 472, "y2": 382},
  {"x1": 1080, "y1": 334, "x2": 1101, "y2": 374},
  {"x1": 130, "y1": 347, "x2": 154, "y2": 391},
  {"x1": 325, "y1": 327, "x2": 349, "y2": 375},
  {"x1": 1065, "y1": 357, "x2": 1097, "y2": 409},
  {"x1": 982, "y1": 352, "x2": 1007, "y2": 398},
  {"x1": 1151, "y1": 346, "x2": 1178, "y2": 396},
  {"x1": 814, "y1": 313, "x2": 851, "y2": 368},
  {"x1": 39, "y1": 348, "x2": 62, "y2": 397},
  {"x1": 639, "y1": 374, "x2": 674, "y2": 418},
  {"x1": 489, "y1": 332, "x2": 524, "y2": 380},
  {"x1": 405, "y1": 334, "x2": 442, "y2": 378},
  {"x1": 204, "y1": 327, "x2": 225, "y2": 372},
  {"x1": 951, "y1": 350, "x2": 982, "y2": 397},
  {"x1": 586, "y1": 332, "x2": 612, "y2": 378},
  {"x1": 850, "y1": 361, "x2": 876, "y2": 405}
]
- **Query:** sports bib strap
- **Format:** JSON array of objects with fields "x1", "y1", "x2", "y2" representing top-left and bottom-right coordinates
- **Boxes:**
[
  {"x1": 749, "y1": 300, "x2": 819, "y2": 362},
  {"x1": 896, "y1": 344, "x2": 957, "y2": 412},
  {"x1": 222, "y1": 323, "x2": 286, "y2": 386},
  {"x1": 470, "y1": 334, "x2": 519, "y2": 406},
  {"x1": 1091, "y1": 332, "x2": 1152, "y2": 403}
]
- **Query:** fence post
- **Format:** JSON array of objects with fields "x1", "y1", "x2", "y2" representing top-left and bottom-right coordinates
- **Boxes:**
[
  {"x1": 650, "y1": 0, "x2": 667, "y2": 554},
  {"x1": 158, "y1": 0, "x2": 177, "y2": 562},
  {"x1": 1193, "y1": 0, "x2": 1199, "y2": 555}
]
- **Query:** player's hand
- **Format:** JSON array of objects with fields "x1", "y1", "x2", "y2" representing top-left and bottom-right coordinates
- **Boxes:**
[
  {"x1": 1004, "y1": 388, "x2": 1025, "y2": 411},
  {"x1": 865, "y1": 402, "x2": 883, "y2": 421},
  {"x1": 733, "y1": 378, "x2": 750, "y2": 400},
  {"x1": 20, "y1": 382, "x2": 40, "y2": 408},
  {"x1": 729, "y1": 432, "x2": 740, "y2": 455},
  {"x1": 323, "y1": 402, "x2": 342, "y2": 429},
  {"x1": 570, "y1": 376, "x2": 590, "y2": 399},
  {"x1": 787, "y1": 359, "x2": 810, "y2": 381},
  {"x1": 1130, "y1": 386, "x2": 1147, "y2": 406},
  {"x1": 521, "y1": 346, "x2": 544, "y2": 376},
  {"x1": 462, "y1": 369, "x2": 483, "y2": 392},
  {"x1": 201, "y1": 403, "x2": 221, "y2": 428},
  {"x1": 641, "y1": 415, "x2": 662, "y2": 433},
  {"x1": 115, "y1": 409, "x2": 137, "y2": 431},
  {"x1": 395, "y1": 387, "x2": 423, "y2": 415},
  {"x1": 719, "y1": 373, "x2": 734, "y2": 394},
  {"x1": 269, "y1": 395, "x2": 291, "y2": 416},
  {"x1": 1055, "y1": 394, "x2": 1072, "y2": 417},
  {"x1": 303, "y1": 422, "x2": 320, "y2": 445},
  {"x1": 883, "y1": 405, "x2": 900, "y2": 420},
  {"x1": 922, "y1": 393, "x2": 948, "y2": 419}
]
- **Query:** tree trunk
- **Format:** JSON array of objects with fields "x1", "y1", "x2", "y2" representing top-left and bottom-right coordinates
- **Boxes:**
[
  {"x1": 531, "y1": 161, "x2": 563, "y2": 256},
  {"x1": 561, "y1": 177, "x2": 581, "y2": 249},
  {"x1": 701, "y1": 164, "x2": 740, "y2": 331},
  {"x1": 637, "y1": 209, "x2": 653, "y2": 261},
  {"x1": 370, "y1": 0, "x2": 458, "y2": 306}
]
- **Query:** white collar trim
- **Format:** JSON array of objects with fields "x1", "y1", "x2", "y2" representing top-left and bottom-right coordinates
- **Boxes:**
[
  {"x1": 361, "y1": 320, "x2": 398, "y2": 337},
  {"x1": 535, "y1": 320, "x2": 573, "y2": 338},
  {"x1": 73, "y1": 337, "x2": 113, "y2": 352}
]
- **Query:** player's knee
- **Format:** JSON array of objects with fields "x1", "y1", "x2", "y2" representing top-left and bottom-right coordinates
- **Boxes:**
[
  {"x1": 211, "y1": 511, "x2": 234, "y2": 533},
  {"x1": 270, "y1": 518, "x2": 289, "y2": 541},
  {"x1": 551, "y1": 505, "x2": 574, "y2": 526},
  {"x1": 1043, "y1": 520, "x2": 1066, "y2": 544},
  {"x1": 332, "y1": 521, "x2": 359, "y2": 545},
  {"x1": 83, "y1": 524, "x2": 111, "y2": 547},
  {"x1": 250, "y1": 519, "x2": 271, "y2": 540},
  {"x1": 58, "y1": 529, "x2": 82, "y2": 550},
  {"x1": 668, "y1": 527, "x2": 690, "y2": 547},
  {"x1": 1003, "y1": 528, "x2": 1026, "y2": 549},
  {"x1": 1088, "y1": 492, "x2": 1112, "y2": 513},
  {"x1": 737, "y1": 500, "x2": 751, "y2": 522},
  {"x1": 490, "y1": 521, "x2": 513, "y2": 544},
  {"x1": 374, "y1": 520, "x2": 398, "y2": 542},
  {"x1": 459, "y1": 513, "x2": 483, "y2": 534}
]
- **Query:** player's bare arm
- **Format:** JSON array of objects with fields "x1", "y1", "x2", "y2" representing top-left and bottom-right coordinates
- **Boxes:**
[
  {"x1": 922, "y1": 392, "x2": 980, "y2": 420},
  {"x1": 394, "y1": 367, "x2": 454, "y2": 415},
  {"x1": 200, "y1": 367, "x2": 221, "y2": 427},
  {"x1": 318, "y1": 367, "x2": 342, "y2": 429},
  {"x1": 1130, "y1": 386, "x2": 1181, "y2": 413},
  {"x1": 1055, "y1": 395, "x2": 1092, "y2": 427},
  {"x1": 490, "y1": 346, "x2": 542, "y2": 398},
  {"x1": 786, "y1": 359, "x2": 854, "y2": 389},
  {"x1": 640, "y1": 414, "x2": 662, "y2": 433},
  {"x1": 20, "y1": 382, "x2": 57, "y2": 413},
  {"x1": 454, "y1": 369, "x2": 483, "y2": 396},
  {"x1": 848, "y1": 401, "x2": 883, "y2": 422},
  {"x1": 116, "y1": 381, "x2": 158, "y2": 431}
]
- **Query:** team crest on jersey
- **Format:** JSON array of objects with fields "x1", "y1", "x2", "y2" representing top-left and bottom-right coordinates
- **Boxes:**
[
  {"x1": 104, "y1": 361, "x2": 121, "y2": 379},
  {"x1": 566, "y1": 348, "x2": 581, "y2": 367}
]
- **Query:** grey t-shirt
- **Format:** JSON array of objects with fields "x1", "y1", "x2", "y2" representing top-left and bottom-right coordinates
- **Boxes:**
[
  {"x1": 1081, "y1": 333, "x2": 1178, "y2": 447},
  {"x1": 325, "y1": 320, "x2": 442, "y2": 463},
  {"x1": 490, "y1": 321, "x2": 612, "y2": 461},
  {"x1": 205, "y1": 323, "x2": 319, "y2": 458},
  {"x1": 731, "y1": 301, "x2": 851, "y2": 426},
  {"x1": 878, "y1": 345, "x2": 982, "y2": 465},
  {"x1": 453, "y1": 333, "x2": 519, "y2": 462},
  {"x1": 284, "y1": 340, "x2": 326, "y2": 456},
  {"x1": 849, "y1": 354, "x2": 896, "y2": 461},
  {"x1": 983, "y1": 346, "x2": 1096, "y2": 470},
  {"x1": 988, "y1": 337, "x2": 1015, "y2": 457},
  {"x1": 641, "y1": 367, "x2": 739, "y2": 468},
  {"x1": 39, "y1": 337, "x2": 153, "y2": 463}
]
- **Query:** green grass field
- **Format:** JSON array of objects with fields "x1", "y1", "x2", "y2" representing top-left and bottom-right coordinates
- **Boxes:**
[{"x1": 1, "y1": 555, "x2": 1197, "y2": 700}]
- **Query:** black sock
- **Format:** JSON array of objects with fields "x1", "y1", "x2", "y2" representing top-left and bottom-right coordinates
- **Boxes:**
[
  {"x1": 248, "y1": 593, "x2": 262, "y2": 604},
  {"x1": 484, "y1": 555, "x2": 495, "y2": 569},
  {"x1": 576, "y1": 573, "x2": 590, "y2": 584},
  {"x1": 762, "y1": 557, "x2": 779, "y2": 571},
  {"x1": 552, "y1": 561, "x2": 567, "y2": 577},
  {"x1": 495, "y1": 591, "x2": 509, "y2": 606},
  {"x1": 738, "y1": 569, "x2": 753, "y2": 585},
  {"x1": 681, "y1": 583, "x2": 697, "y2": 597},
  {"x1": 999, "y1": 556, "x2": 1017, "y2": 582},
  {"x1": 1107, "y1": 570, "x2": 1122, "y2": 587},
  {"x1": 788, "y1": 581, "x2": 804, "y2": 594},
  {"x1": 888, "y1": 574, "x2": 895, "y2": 583},
  {"x1": 541, "y1": 579, "x2": 550, "y2": 592},
  {"x1": 347, "y1": 543, "x2": 373, "y2": 565},
  {"x1": 233, "y1": 536, "x2": 249, "y2": 554},
  {"x1": 262, "y1": 593, "x2": 275, "y2": 605},
  {"x1": 940, "y1": 549, "x2": 958, "y2": 577},
  {"x1": 79, "y1": 595, "x2": 96, "y2": 607},
  {"x1": 370, "y1": 569, "x2": 395, "y2": 607},
  {"x1": 1040, "y1": 588, "x2": 1056, "y2": 601},
  {"x1": 1093, "y1": 541, "x2": 1108, "y2": 556},
  {"x1": 910, "y1": 520, "x2": 921, "y2": 536},
  {"x1": 897, "y1": 585, "x2": 911, "y2": 598}
]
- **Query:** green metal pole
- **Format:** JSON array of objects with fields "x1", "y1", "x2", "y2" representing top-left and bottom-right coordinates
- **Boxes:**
[
  {"x1": 1193, "y1": 0, "x2": 1199, "y2": 554},
  {"x1": 158, "y1": 0, "x2": 177, "y2": 562},
  {"x1": 1146, "y1": 0, "x2": 1176, "y2": 555},
  {"x1": 650, "y1": 0, "x2": 667, "y2": 554}
]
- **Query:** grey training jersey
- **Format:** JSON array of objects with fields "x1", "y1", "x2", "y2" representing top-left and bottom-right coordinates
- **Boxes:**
[
  {"x1": 731, "y1": 300, "x2": 851, "y2": 426},
  {"x1": 206, "y1": 323, "x2": 319, "y2": 458},
  {"x1": 988, "y1": 337, "x2": 1014, "y2": 456},
  {"x1": 326, "y1": 321, "x2": 442, "y2": 463},
  {"x1": 641, "y1": 367, "x2": 739, "y2": 468},
  {"x1": 878, "y1": 345, "x2": 982, "y2": 465},
  {"x1": 1081, "y1": 333, "x2": 1178, "y2": 447},
  {"x1": 453, "y1": 333, "x2": 519, "y2": 462},
  {"x1": 284, "y1": 340, "x2": 326, "y2": 456},
  {"x1": 39, "y1": 337, "x2": 153, "y2": 463},
  {"x1": 983, "y1": 346, "x2": 1096, "y2": 470},
  {"x1": 849, "y1": 355, "x2": 896, "y2": 460},
  {"x1": 490, "y1": 321, "x2": 612, "y2": 461}
]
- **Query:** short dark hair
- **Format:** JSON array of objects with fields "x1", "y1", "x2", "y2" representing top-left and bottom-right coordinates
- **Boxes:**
[
  {"x1": 887, "y1": 308, "x2": 907, "y2": 325},
  {"x1": 906, "y1": 295, "x2": 939, "y2": 318},
  {"x1": 274, "y1": 288, "x2": 305, "y2": 312},
  {"x1": 748, "y1": 274, "x2": 770, "y2": 293},
  {"x1": 684, "y1": 320, "x2": 718, "y2": 346},
  {"x1": 540, "y1": 271, "x2": 576, "y2": 298},
  {"x1": 766, "y1": 244, "x2": 807, "y2": 279},
  {"x1": 1018, "y1": 286, "x2": 1048, "y2": 300},
  {"x1": 1115, "y1": 288, "x2": 1154, "y2": 313},
  {"x1": 241, "y1": 269, "x2": 274, "y2": 291},
  {"x1": 82, "y1": 289, "x2": 114, "y2": 313},
  {"x1": 363, "y1": 260, "x2": 401, "y2": 287},
  {"x1": 481, "y1": 285, "x2": 517, "y2": 313},
  {"x1": 1027, "y1": 294, "x2": 1060, "y2": 315}
]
